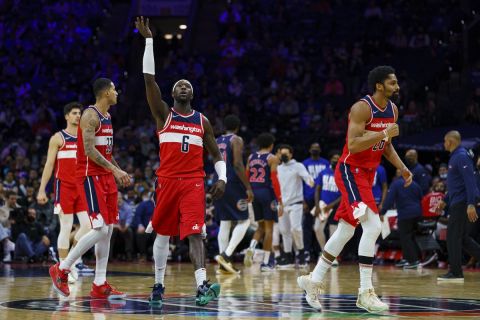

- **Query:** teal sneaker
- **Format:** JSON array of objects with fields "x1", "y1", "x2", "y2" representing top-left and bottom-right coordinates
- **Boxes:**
[{"x1": 195, "y1": 280, "x2": 220, "y2": 306}]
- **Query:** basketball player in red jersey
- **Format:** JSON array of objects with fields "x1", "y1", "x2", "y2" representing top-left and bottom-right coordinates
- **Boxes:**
[
  {"x1": 298, "y1": 66, "x2": 413, "y2": 313},
  {"x1": 136, "y1": 17, "x2": 225, "y2": 306},
  {"x1": 37, "y1": 102, "x2": 91, "y2": 283},
  {"x1": 49, "y1": 78, "x2": 131, "y2": 299}
]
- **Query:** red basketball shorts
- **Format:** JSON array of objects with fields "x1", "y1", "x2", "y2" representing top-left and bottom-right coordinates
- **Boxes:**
[
  {"x1": 78, "y1": 174, "x2": 118, "y2": 228},
  {"x1": 53, "y1": 179, "x2": 88, "y2": 215},
  {"x1": 334, "y1": 163, "x2": 378, "y2": 227},
  {"x1": 152, "y1": 176, "x2": 205, "y2": 240}
]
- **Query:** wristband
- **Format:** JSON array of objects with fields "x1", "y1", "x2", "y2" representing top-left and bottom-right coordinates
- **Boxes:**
[{"x1": 214, "y1": 160, "x2": 227, "y2": 183}]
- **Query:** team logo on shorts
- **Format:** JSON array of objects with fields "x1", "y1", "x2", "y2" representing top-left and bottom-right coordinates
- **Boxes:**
[
  {"x1": 270, "y1": 200, "x2": 278, "y2": 212},
  {"x1": 236, "y1": 199, "x2": 248, "y2": 211}
]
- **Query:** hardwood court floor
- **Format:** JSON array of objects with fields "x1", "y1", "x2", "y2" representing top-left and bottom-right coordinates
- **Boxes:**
[{"x1": 0, "y1": 262, "x2": 479, "y2": 320}]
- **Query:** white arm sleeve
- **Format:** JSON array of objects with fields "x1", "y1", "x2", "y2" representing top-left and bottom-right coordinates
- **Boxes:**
[
  {"x1": 215, "y1": 160, "x2": 227, "y2": 183},
  {"x1": 143, "y1": 38, "x2": 155, "y2": 75}
]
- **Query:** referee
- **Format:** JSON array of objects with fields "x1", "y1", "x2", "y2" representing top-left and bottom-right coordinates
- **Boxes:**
[{"x1": 437, "y1": 131, "x2": 480, "y2": 282}]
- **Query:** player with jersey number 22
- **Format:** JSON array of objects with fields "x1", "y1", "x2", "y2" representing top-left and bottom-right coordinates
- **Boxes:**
[{"x1": 136, "y1": 16, "x2": 225, "y2": 307}]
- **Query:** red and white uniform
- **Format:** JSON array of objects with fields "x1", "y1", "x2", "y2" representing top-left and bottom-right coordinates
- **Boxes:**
[
  {"x1": 152, "y1": 108, "x2": 206, "y2": 239},
  {"x1": 76, "y1": 106, "x2": 118, "y2": 227},
  {"x1": 335, "y1": 95, "x2": 397, "y2": 226},
  {"x1": 53, "y1": 130, "x2": 87, "y2": 214},
  {"x1": 422, "y1": 191, "x2": 445, "y2": 218}
]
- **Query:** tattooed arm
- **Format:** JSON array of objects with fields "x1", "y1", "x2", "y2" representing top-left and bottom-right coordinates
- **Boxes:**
[
  {"x1": 111, "y1": 156, "x2": 121, "y2": 169},
  {"x1": 81, "y1": 109, "x2": 131, "y2": 186}
]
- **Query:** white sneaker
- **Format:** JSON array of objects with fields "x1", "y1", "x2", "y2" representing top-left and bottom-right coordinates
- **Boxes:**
[
  {"x1": 297, "y1": 273, "x2": 324, "y2": 310},
  {"x1": 243, "y1": 248, "x2": 254, "y2": 267},
  {"x1": 3, "y1": 253, "x2": 12, "y2": 263},
  {"x1": 68, "y1": 266, "x2": 79, "y2": 284},
  {"x1": 356, "y1": 288, "x2": 389, "y2": 313},
  {"x1": 5, "y1": 240, "x2": 15, "y2": 252}
]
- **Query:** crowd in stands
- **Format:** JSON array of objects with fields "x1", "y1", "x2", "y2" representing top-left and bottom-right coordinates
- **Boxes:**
[{"x1": 0, "y1": 0, "x2": 479, "y2": 268}]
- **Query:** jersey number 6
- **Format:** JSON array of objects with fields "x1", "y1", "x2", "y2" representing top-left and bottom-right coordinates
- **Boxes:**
[{"x1": 181, "y1": 135, "x2": 190, "y2": 153}]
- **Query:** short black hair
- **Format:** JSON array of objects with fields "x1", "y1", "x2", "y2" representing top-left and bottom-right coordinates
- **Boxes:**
[
  {"x1": 93, "y1": 78, "x2": 113, "y2": 98},
  {"x1": 278, "y1": 144, "x2": 293, "y2": 154},
  {"x1": 328, "y1": 149, "x2": 340, "y2": 159},
  {"x1": 224, "y1": 114, "x2": 241, "y2": 131},
  {"x1": 64, "y1": 101, "x2": 83, "y2": 116},
  {"x1": 256, "y1": 133, "x2": 275, "y2": 149},
  {"x1": 367, "y1": 66, "x2": 395, "y2": 93}
]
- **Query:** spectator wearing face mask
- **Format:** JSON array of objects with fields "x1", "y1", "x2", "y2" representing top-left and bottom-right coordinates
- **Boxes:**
[
  {"x1": 437, "y1": 163, "x2": 448, "y2": 182},
  {"x1": 277, "y1": 144, "x2": 315, "y2": 268},
  {"x1": 11, "y1": 207, "x2": 50, "y2": 262},
  {"x1": 405, "y1": 149, "x2": 431, "y2": 194},
  {"x1": 302, "y1": 142, "x2": 329, "y2": 262}
]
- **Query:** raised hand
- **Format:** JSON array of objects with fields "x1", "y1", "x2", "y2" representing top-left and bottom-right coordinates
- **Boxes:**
[{"x1": 135, "y1": 16, "x2": 152, "y2": 38}]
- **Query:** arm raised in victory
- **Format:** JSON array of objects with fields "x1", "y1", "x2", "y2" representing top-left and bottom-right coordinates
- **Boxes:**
[{"x1": 136, "y1": 16, "x2": 170, "y2": 129}]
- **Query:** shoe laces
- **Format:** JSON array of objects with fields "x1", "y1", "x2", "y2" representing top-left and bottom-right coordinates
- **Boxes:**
[
  {"x1": 364, "y1": 289, "x2": 383, "y2": 304},
  {"x1": 307, "y1": 277, "x2": 324, "y2": 298},
  {"x1": 59, "y1": 270, "x2": 68, "y2": 283},
  {"x1": 198, "y1": 280, "x2": 212, "y2": 295},
  {"x1": 151, "y1": 283, "x2": 165, "y2": 294}
]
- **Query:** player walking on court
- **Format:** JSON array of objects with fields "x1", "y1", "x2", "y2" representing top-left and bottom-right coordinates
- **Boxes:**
[
  {"x1": 297, "y1": 66, "x2": 413, "y2": 313},
  {"x1": 244, "y1": 133, "x2": 282, "y2": 272},
  {"x1": 38, "y1": 102, "x2": 92, "y2": 283},
  {"x1": 49, "y1": 78, "x2": 131, "y2": 299},
  {"x1": 136, "y1": 16, "x2": 225, "y2": 306},
  {"x1": 214, "y1": 115, "x2": 254, "y2": 274}
]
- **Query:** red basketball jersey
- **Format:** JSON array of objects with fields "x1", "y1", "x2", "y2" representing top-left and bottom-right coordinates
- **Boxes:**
[
  {"x1": 156, "y1": 108, "x2": 205, "y2": 178},
  {"x1": 55, "y1": 130, "x2": 78, "y2": 184},
  {"x1": 421, "y1": 191, "x2": 445, "y2": 218},
  {"x1": 76, "y1": 105, "x2": 113, "y2": 177},
  {"x1": 339, "y1": 95, "x2": 397, "y2": 169}
]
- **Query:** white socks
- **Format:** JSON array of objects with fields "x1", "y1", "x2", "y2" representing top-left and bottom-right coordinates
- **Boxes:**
[
  {"x1": 194, "y1": 268, "x2": 207, "y2": 288},
  {"x1": 153, "y1": 234, "x2": 170, "y2": 285},
  {"x1": 249, "y1": 239, "x2": 258, "y2": 250},
  {"x1": 311, "y1": 255, "x2": 333, "y2": 282},
  {"x1": 218, "y1": 221, "x2": 231, "y2": 254},
  {"x1": 225, "y1": 219, "x2": 249, "y2": 256},
  {"x1": 93, "y1": 225, "x2": 113, "y2": 286},
  {"x1": 263, "y1": 251, "x2": 271, "y2": 264},
  {"x1": 359, "y1": 264, "x2": 374, "y2": 292}
]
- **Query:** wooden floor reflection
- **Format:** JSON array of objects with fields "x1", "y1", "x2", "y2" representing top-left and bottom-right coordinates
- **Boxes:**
[{"x1": 0, "y1": 262, "x2": 479, "y2": 320}]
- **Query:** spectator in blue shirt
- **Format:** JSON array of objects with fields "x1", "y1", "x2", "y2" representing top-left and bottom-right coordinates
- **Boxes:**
[
  {"x1": 133, "y1": 190, "x2": 155, "y2": 262},
  {"x1": 313, "y1": 151, "x2": 341, "y2": 252},
  {"x1": 110, "y1": 192, "x2": 134, "y2": 261},
  {"x1": 302, "y1": 142, "x2": 329, "y2": 261},
  {"x1": 437, "y1": 131, "x2": 480, "y2": 281},
  {"x1": 372, "y1": 164, "x2": 388, "y2": 211},
  {"x1": 405, "y1": 149, "x2": 431, "y2": 194},
  {"x1": 381, "y1": 176, "x2": 423, "y2": 268}
]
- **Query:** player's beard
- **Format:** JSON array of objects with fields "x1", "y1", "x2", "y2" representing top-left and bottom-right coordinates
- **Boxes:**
[{"x1": 390, "y1": 91, "x2": 400, "y2": 104}]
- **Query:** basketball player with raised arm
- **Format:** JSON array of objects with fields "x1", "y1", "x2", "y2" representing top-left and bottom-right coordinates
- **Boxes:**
[
  {"x1": 49, "y1": 78, "x2": 131, "y2": 299},
  {"x1": 37, "y1": 102, "x2": 91, "y2": 283},
  {"x1": 136, "y1": 16, "x2": 225, "y2": 306},
  {"x1": 297, "y1": 66, "x2": 413, "y2": 313}
]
